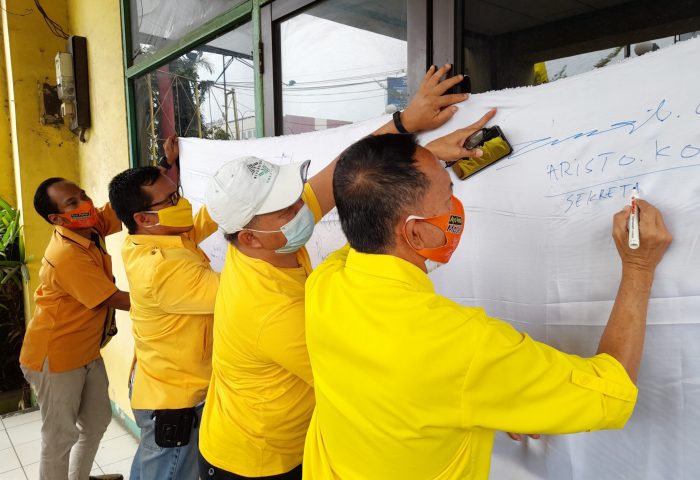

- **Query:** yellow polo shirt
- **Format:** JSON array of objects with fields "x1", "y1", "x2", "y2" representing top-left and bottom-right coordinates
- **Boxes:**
[
  {"x1": 199, "y1": 184, "x2": 322, "y2": 477},
  {"x1": 122, "y1": 206, "x2": 219, "y2": 410},
  {"x1": 303, "y1": 245, "x2": 638, "y2": 480},
  {"x1": 20, "y1": 204, "x2": 121, "y2": 373}
]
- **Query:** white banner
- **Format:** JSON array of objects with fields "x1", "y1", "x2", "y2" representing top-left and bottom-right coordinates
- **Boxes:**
[{"x1": 181, "y1": 37, "x2": 700, "y2": 479}]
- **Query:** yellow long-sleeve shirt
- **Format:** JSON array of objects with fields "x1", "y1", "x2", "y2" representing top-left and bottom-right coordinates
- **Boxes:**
[{"x1": 303, "y1": 245, "x2": 637, "y2": 479}]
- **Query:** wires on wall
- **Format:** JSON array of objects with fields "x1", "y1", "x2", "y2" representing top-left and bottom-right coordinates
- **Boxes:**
[{"x1": 33, "y1": 0, "x2": 69, "y2": 39}]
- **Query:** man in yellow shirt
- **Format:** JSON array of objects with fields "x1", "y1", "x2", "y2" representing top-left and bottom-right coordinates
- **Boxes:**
[
  {"x1": 303, "y1": 133, "x2": 673, "y2": 479},
  {"x1": 198, "y1": 65, "x2": 481, "y2": 480},
  {"x1": 20, "y1": 178, "x2": 130, "y2": 480},
  {"x1": 108, "y1": 149, "x2": 219, "y2": 480}
]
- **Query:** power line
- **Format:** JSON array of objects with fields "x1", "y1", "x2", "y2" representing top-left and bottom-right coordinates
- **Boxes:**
[
  {"x1": 283, "y1": 93, "x2": 386, "y2": 104},
  {"x1": 33, "y1": 0, "x2": 68, "y2": 39}
]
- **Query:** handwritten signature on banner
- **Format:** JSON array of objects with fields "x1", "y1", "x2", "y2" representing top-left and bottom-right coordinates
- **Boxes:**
[{"x1": 499, "y1": 99, "x2": 700, "y2": 213}]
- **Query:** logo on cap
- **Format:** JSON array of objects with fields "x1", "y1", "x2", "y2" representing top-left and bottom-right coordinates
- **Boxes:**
[{"x1": 246, "y1": 160, "x2": 274, "y2": 182}]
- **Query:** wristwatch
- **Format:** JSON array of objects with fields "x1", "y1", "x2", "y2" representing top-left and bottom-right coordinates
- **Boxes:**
[{"x1": 392, "y1": 110, "x2": 410, "y2": 134}]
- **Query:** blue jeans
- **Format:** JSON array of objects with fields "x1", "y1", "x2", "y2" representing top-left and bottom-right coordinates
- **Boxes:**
[{"x1": 130, "y1": 404, "x2": 204, "y2": 480}]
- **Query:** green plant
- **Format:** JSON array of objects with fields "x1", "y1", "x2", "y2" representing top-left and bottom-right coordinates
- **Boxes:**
[
  {"x1": 0, "y1": 196, "x2": 31, "y2": 407},
  {"x1": 594, "y1": 46, "x2": 624, "y2": 69},
  {"x1": 0, "y1": 196, "x2": 28, "y2": 285}
]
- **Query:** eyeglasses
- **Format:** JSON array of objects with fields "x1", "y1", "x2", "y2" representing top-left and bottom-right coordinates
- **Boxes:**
[{"x1": 147, "y1": 185, "x2": 183, "y2": 209}]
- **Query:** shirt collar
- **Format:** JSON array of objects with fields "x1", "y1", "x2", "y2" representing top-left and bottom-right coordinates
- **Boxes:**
[
  {"x1": 127, "y1": 233, "x2": 186, "y2": 248},
  {"x1": 55, "y1": 225, "x2": 92, "y2": 249},
  {"x1": 345, "y1": 247, "x2": 435, "y2": 293}
]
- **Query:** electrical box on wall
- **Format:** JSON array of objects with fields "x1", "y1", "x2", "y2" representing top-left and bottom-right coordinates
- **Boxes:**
[
  {"x1": 55, "y1": 52, "x2": 75, "y2": 116},
  {"x1": 68, "y1": 36, "x2": 90, "y2": 135},
  {"x1": 53, "y1": 36, "x2": 90, "y2": 140}
]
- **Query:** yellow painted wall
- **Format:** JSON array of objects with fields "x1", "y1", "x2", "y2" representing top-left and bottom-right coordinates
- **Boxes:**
[
  {"x1": 66, "y1": 0, "x2": 135, "y2": 423},
  {"x1": 1, "y1": 0, "x2": 134, "y2": 423},
  {"x1": 0, "y1": 39, "x2": 15, "y2": 203},
  {"x1": 1, "y1": 0, "x2": 81, "y2": 319}
]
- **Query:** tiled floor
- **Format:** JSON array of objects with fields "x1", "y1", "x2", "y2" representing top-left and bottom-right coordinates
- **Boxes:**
[{"x1": 0, "y1": 409, "x2": 138, "y2": 480}]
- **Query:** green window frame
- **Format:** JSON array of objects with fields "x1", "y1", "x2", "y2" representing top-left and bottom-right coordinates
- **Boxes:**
[
  {"x1": 119, "y1": 0, "x2": 266, "y2": 167},
  {"x1": 119, "y1": 0, "x2": 444, "y2": 167}
]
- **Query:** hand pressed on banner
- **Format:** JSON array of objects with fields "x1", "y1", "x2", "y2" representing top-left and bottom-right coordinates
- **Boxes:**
[
  {"x1": 425, "y1": 108, "x2": 497, "y2": 162},
  {"x1": 401, "y1": 64, "x2": 470, "y2": 133},
  {"x1": 506, "y1": 432, "x2": 541, "y2": 442}
]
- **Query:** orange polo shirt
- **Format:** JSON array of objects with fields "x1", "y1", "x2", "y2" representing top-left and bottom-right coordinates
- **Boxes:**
[{"x1": 20, "y1": 204, "x2": 122, "y2": 373}]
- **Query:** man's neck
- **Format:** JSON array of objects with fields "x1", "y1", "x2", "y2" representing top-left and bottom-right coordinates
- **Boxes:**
[
  {"x1": 237, "y1": 243, "x2": 301, "y2": 269},
  {"x1": 62, "y1": 226, "x2": 93, "y2": 240},
  {"x1": 387, "y1": 242, "x2": 428, "y2": 273},
  {"x1": 133, "y1": 226, "x2": 188, "y2": 236}
]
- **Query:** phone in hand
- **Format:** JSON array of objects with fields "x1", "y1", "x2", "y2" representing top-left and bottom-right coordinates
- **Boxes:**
[{"x1": 452, "y1": 125, "x2": 512, "y2": 180}]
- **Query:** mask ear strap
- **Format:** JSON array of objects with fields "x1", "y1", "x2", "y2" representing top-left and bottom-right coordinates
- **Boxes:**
[
  {"x1": 139, "y1": 211, "x2": 160, "y2": 228},
  {"x1": 403, "y1": 216, "x2": 423, "y2": 251}
]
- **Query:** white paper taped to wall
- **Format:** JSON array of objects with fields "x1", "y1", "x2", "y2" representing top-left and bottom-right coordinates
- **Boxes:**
[{"x1": 180, "y1": 37, "x2": 700, "y2": 479}]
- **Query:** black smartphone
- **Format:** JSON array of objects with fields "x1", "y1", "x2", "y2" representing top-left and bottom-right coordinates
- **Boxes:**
[{"x1": 452, "y1": 125, "x2": 513, "y2": 180}]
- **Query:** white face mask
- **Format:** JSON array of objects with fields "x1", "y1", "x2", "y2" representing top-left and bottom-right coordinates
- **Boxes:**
[
  {"x1": 424, "y1": 259, "x2": 445, "y2": 273},
  {"x1": 246, "y1": 203, "x2": 315, "y2": 254}
]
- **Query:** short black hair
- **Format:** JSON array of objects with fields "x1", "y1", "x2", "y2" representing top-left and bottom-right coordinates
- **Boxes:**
[
  {"x1": 333, "y1": 134, "x2": 428, "y2": 254},
  {"x1": 224, "y1": 232, "x2": 239, "y2": 246},
  {"x1": 223, "y1": 216, "x2": 259, "y2": 246},
  {"x1": 34, "y1": 177, "x2": 66, "y2": 223},
  {"x1": 108, "y1": 167, "x2": 161, "y2": 234}
]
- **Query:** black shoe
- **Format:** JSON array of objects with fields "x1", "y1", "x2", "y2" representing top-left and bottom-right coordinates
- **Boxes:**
[{"x1": 89, "y1": 475, "x2": 124, "y2": 480}]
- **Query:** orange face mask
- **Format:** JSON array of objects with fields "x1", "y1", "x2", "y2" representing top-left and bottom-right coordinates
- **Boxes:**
[
  {"x1": 403, "y1": 195, "x2": 465, "y2": 265},
  {"x1": 55, "y1": 200, "x2": 98, "y2": 230}
]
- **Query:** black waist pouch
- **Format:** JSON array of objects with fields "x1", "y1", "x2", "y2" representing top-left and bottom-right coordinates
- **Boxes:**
[{"x1": 153, "y1": 407, "x2": 197, "y2": 448}]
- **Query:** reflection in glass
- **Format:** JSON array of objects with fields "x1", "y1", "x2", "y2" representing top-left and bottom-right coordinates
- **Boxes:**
[
  {"x1": 540, "y1": 32, "x2": 699, "y2": 84},
  {"x1": 130, "y1": 0, "x2": 245, "y2": 65},
  {"x1": 279, "y1": 0, "x2": 407, "y2": 134},
  {"x1": 134, "y1": 24, "x2": 255, "y2": 166}
]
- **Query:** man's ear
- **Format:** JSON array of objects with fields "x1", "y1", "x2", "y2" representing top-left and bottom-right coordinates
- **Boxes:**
[
  {"x1": 133, "y1": 212, "x2": 157, "y2": 229},
  {"x1": 237, "y1": 230, "x2": 264, "y2": 249},
  {"x1": 403, "y1": 218, "x2": 428, "y2": 250},
  {"x1": 47, "y1": 213, "x2": 68, "y2": 226}
]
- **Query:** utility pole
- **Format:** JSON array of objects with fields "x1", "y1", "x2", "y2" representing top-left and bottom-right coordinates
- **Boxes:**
[
  {"x1": 194, "y1": 79, "x2": 202, "y2": 138},
  {"x1": 231, "y1": 88, "x2": 240, "y2": 140}
]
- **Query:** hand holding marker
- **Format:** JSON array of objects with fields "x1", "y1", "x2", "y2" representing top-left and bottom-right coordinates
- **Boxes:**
[{"x1": 628, "y1": 188, "x2": 640, "y2": 249}]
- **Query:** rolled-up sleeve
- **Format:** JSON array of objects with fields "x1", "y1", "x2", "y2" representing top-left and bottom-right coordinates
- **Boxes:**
[
  {"x1": 95, "y1": 203, "x2": 123, "y2": 237},
  {"x1": 190, "y1": 206, "x2": 219, "y2": 246},
  {"x1": 302, "y1": 183, "x2": 323, "y2": 224},
  {"x1": 461, "y1": 317, "x2": 637, "y2": 435},
  {"x1": 258, "y1": 303, "x2": 314, "y2": 386},
  {"x1": 151, "y1": 251, "x2": 220, "y2": 315}
]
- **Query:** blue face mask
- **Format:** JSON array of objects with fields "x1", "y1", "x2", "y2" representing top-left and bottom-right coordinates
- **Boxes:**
[{"x1": 248, "y1": 203, "x2": 315, "y2": 254}]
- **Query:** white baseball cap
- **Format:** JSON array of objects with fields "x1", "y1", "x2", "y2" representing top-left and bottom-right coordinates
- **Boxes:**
[{"x1": 205, "y1": 156, "x2": 311, "y2": 234}]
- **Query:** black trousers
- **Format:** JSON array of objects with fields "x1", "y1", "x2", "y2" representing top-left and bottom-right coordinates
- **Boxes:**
[{"x1": 198, "y1": 452, "x2": 302, "y2": 480}]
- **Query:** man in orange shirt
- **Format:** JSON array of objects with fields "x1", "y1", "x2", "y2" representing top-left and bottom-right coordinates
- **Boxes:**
[{"x1": 20, "y1": 178, "x2": 130, "y2": 480}]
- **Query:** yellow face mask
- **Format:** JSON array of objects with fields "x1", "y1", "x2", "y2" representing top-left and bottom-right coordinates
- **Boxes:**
[{"x1": 145, "y1": 197, "x2": 194, "y2": 228}]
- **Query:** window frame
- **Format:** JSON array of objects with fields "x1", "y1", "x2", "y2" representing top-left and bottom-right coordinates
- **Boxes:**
[
  {"x1": 120, "y1": 0, "x2": 446, "y2": 166},
  {"x1": 120, "y1": 0, "x2": 258, "y2": 167}
]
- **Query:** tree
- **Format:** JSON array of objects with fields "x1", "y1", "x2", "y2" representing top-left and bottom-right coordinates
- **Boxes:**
[{"x1": 138, "y1": 52, "x2": 213, "y2": 165}]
